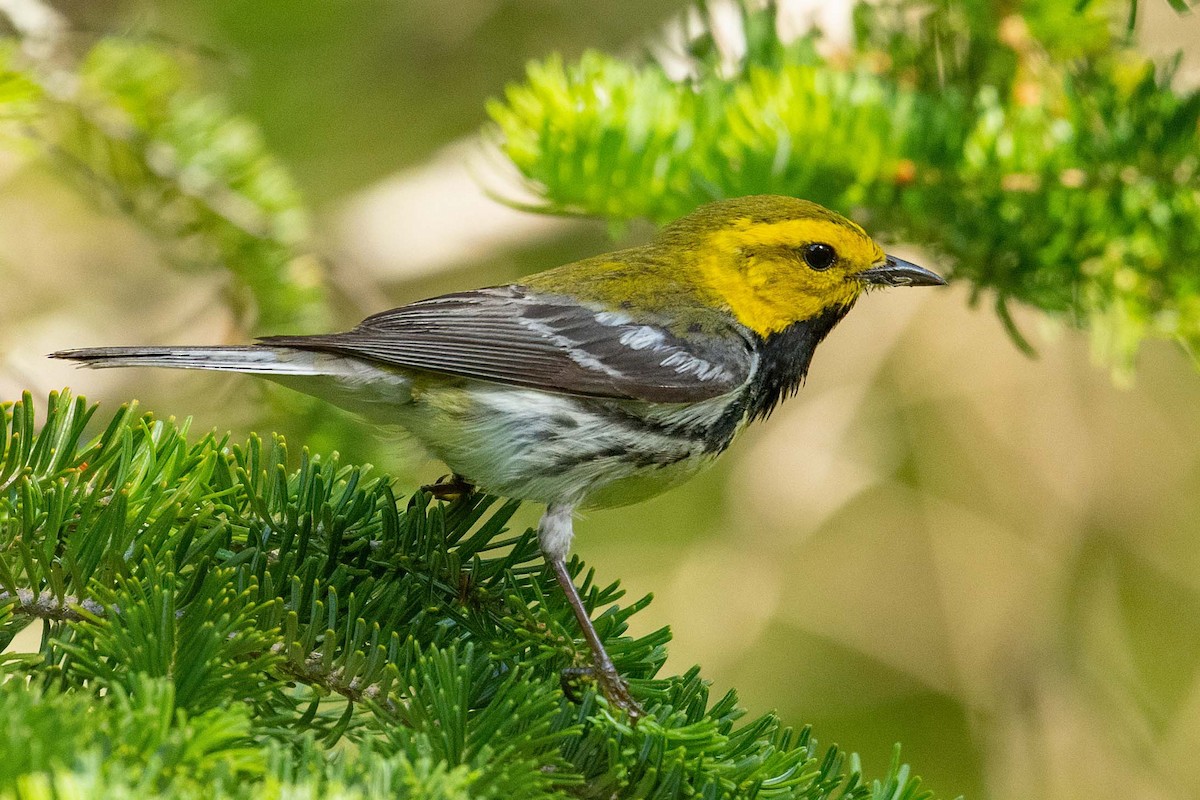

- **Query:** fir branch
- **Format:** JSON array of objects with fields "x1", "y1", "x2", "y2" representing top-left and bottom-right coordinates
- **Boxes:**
[
  {"x1": 0, "y1": 1, "x2": 327, "y2": 334},
  {"x1": 0, "y1": 584, "x2": 396, "y2": 706},
  {"x1": 0, "y1": 587, "x2": 103, "y2": 621},
  {"x1": 268, "y1": 639, "x2": 396, "y2": 707},
  {"x1": 488, "y1": 0, "x2": 1200, "y2": 378},
  {"x1": 0, "y1": 389, "x2": 942, "y2": 799}
]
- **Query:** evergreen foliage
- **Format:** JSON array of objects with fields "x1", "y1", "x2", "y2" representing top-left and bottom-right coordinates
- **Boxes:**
[
  {"x1": 0, "y1": 391, "x2": 938, "y2": 799},
  {"x1": 4, "y1": 0, "x2": 1199, "y2": 796},
  {"x1": 488, "y1": 0, "x2": 1200, "y2": 376},
  {"x1": 0, "y1": 29, "x2": 324, "y2": 333}
]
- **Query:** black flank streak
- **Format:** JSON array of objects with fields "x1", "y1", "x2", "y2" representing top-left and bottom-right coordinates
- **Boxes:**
[
  {"x1": 553, "y1": 443, "x2": 689, "y2": 473},
  {"x1": 576, "y1": 402, "x2": 678, "y2": 438},
  {"x1": 551, "y1": 444, "x2": 625, "y2": 473},
  {"x1": 699, "y1": 403, "x2": 745, "y2": 454}
]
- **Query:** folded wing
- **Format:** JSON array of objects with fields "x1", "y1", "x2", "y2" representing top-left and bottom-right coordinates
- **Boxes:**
[{"x1": 260, "y1": 286, "x2": 754, "y2": 403}]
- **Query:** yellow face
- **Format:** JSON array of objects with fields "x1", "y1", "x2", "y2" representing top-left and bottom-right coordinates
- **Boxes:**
[{"x1": 699, "y1": 215, "x2": 887, "y2": 336}]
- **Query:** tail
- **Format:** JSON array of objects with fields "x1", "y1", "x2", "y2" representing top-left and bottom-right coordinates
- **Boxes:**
[
  {"x1": 50, "y1": 345, "x2": 325, "y2": 376},
  {"x1": 50, "y1": 345, "x2": 413, "y2": 414}
]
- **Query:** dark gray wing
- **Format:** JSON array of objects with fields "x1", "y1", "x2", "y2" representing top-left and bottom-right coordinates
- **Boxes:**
[{"x1": 259, "y1": 286, "x2": 754, "y2": 402}]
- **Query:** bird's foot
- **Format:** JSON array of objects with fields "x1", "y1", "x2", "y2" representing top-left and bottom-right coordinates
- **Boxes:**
[
  {"x1": 420, "y1": 474, "x2": 476, "y2": 502},
  {"x1": 560, "y1": 664, "x2": 644, "y2": 722}
]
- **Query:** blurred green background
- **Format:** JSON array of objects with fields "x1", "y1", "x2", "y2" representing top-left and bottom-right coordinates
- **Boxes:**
[{"x1": 5, "y1": 2, "x2": 1200, "y2": 798}]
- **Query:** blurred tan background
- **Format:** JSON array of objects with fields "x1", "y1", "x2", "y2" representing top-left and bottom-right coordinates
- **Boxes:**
[{"x1": 5, "y1": 2, "x2": 1200, "y2": 798}]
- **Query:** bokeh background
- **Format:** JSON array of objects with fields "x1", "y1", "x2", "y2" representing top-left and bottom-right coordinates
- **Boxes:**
[{"x1": 4, "y1": 2, "x2": 1200, "y2": 798}]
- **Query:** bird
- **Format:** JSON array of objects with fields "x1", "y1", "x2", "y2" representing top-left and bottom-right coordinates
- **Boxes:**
[{"x1": 52, "y1": 194, "x2": 945, "y2": 719}]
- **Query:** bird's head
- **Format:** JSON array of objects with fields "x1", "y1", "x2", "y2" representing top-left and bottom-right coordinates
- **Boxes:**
[{"x1": 664, "y1": 195, "x2": 945, "y2": 336}]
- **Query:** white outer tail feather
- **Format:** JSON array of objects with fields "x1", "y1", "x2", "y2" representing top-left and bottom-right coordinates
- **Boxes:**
[
  {"x1": 50, "y1": 346, "x2": 326, "y2": 376},
  {"x1": 51, "y1": 345, "x2": 415, "y2": 416}
]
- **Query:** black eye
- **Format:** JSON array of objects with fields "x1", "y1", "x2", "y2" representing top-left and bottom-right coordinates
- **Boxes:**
[{"x1": 802, "y1": 243, "x2": 837, "y2": 271}]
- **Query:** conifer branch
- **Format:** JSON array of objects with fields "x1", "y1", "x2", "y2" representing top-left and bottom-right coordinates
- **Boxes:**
[
  {"x1": 268, "y1": 641, "x2": 395, "y2": 706},
  {"x1": 0, "y1": 588, "x2": 103, "y2": 621},
  {"x1": 487, "y1": 0, "x2": 1200, "y2": 378},
  {"x1": 0, "y1": 389, "x2": 938, "y2": 799},
  {"x1": 0, "y1": 0, "x2": 328, "y2": 334},
  {"x1": 0, "y1": 586, "x2": 394, "y2": 706}
]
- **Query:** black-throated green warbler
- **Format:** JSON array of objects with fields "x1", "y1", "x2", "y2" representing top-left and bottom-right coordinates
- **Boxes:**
[{"x1": 54, "y1": 195, "x2": 945, "y2": 718}]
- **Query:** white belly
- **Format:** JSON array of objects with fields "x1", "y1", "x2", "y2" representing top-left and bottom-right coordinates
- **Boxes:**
[{"x1": 397, "y1": 382, "x2": 738, "y2": 508}]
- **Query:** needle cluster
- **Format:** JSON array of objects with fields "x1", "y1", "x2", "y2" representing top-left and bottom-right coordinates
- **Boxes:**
[
  {"x1": 488, "y1": 0, "x2": 1200, "y2": 377},
  {"x1": 0, "y1": 391, "x2": 936, "y2": 800}
]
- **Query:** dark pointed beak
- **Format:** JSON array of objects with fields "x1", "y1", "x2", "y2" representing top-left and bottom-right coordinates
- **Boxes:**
[{"x1": 855, "y1": 255, "x2": 946, "y2": 287}]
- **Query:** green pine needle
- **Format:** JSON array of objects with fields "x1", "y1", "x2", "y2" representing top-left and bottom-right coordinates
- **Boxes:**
[
  {"x1": 487, "y1": 0, "x2": 1200, "y2": 379},
  {"x1": 0, "y1": 37, "x2": 327, "y2": 335},
  {"x1": 0, "y1": 390, "x2": 939, "y2": 799}
]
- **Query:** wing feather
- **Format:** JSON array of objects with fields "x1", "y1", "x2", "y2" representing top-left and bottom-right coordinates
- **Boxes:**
[{"x1": 259, "y1": 286, "x2": 753, "y2": 402}]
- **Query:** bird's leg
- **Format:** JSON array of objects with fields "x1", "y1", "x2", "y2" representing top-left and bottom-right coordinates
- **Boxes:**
[
  {"x1": 547, "y1": 556, "x2": 643, "y2": 718},
  {"x1": 420, "y1": 473, "x2": 475, "y2": 501},
  {"x1": 539, "y1": 504, "x2": 643, "y2": 720}
]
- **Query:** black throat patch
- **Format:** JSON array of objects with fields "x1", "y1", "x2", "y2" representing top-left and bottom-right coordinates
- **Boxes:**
[
  {"x1": 653, "y1": 302, "x2": 857, "y2": 456},
  {"x1": 743, "y1": 303, "x2": 855, "y2": 423}
]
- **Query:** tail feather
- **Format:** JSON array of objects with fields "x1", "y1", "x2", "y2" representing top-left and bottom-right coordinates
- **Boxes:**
[
  {"x1": 51, "y1": 344, "x2": 414, "y2": 415},
  {"x1": 50, "y1": 345, "x2": 324, "y2": 376}
]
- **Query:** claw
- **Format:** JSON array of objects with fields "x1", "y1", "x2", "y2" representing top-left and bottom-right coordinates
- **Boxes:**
[
  {"x1": 559, "y1": 666, "x2": 593, "y2": 704},
  {"x1": 559, "y1": 664, "x2": 644, "y2": 721},
  {"x1": 420, "y1": 474, "x2": 476, "y2": 502}
]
